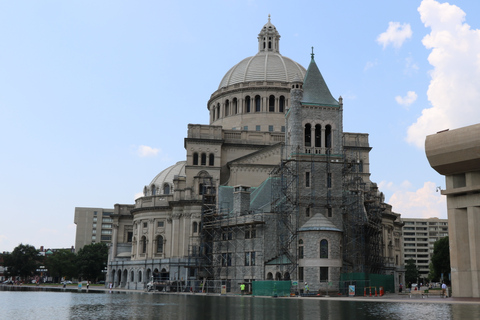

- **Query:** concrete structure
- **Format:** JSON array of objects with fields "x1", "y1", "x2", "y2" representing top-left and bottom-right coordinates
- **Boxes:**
[
  {"x1": 402, "y1": 217, "x2": 448, "y2": 279},
  {"x1": 75, "y1": 18, "x2": 404, "y2": 292},
  {"x1": 74, "y1": 207, "x2": 116, "y2": 251},
  {"x1": 425, "y1": 123, "x2": 480, "y2": 298}
]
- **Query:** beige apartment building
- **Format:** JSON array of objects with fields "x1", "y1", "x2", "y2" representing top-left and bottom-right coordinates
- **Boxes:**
[
  {"x1": 74, "y1": 207, "x2": 116, "y2": 251},
  {"x1": 402, "y1": 217, "x2": 448, "y2": 280}
]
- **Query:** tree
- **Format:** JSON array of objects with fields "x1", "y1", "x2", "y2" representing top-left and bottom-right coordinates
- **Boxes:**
[
  {"x1": 430, "y1": 236, "x2": 450, "y2": 283},
  {"x1": 75, "y1": 243, "x2": 108, "y2": 282},
  {"x1": 405, "y1": 258, "x2": 419, "y2": 285},
  {"x1": 44, "y1": 249, "x2": 77, "y2": 282},
  {"x1": 2, "y1": 244, "x2": 41, "y2": 280}
]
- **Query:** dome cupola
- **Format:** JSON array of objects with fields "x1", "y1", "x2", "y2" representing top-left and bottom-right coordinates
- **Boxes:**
[
  {"x1": 209, "y1": 17, "x2": 306, "y2": 133},
  {"x1": 258, "y1": 14, "x2": 280, "y2": 53}
]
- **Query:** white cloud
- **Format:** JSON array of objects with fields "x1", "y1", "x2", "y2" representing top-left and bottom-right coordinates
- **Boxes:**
[
  {"x1": 404, "y1": 55, "x2": 419, "y2": 74},
  {"x1": 377, "y1": 22, "x2": 412, "y2": 49},
  {"x1": 137, "y1": 145, "x2": 160, "y2": 157},
  {"x1": 395, "y1": 91, "x2": 418, "y2": 108},
  {"x1": 382, "y1": 180, "x2": 446, "y2": 219},
  {"x1": 407, "y1": 0, "x2": 480, "y2": 148},
  {"x1": 364, "y1": 60, "x2": 378, "y2": 71}
]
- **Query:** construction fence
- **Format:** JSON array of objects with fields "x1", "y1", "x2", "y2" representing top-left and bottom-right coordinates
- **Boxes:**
[{"x1": 147, "y1": 277, "x2": 394, "y2": 297}]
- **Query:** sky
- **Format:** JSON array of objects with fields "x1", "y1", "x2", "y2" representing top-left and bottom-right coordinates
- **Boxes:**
[{"x1": 1, "y1": 0, "x2": 480, "y2": 252}]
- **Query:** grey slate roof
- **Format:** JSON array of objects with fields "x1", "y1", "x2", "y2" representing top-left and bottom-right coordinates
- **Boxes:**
[
  {"x1": 299, "y1": 213, "x2": 342, "y2": 232},
  {"x1": 301, "y1": 56, "x2": 338, "y2": 107}
]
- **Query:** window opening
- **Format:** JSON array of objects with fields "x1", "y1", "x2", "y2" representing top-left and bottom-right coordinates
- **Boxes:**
[
  {"x1": 315, "y1": 124, "x2": 321, "y2": 148},
  {"x1": 193, "y1": 153, "x2": 199, "y2": 165},
  {"x1": 320, "y1": 239, "x2": 328, "y2": 258},
  {"x1": 304, "y1": 123, "x2": 312, "y2": 147},
  {"x1": 279, "y1": 96, "x2": 285, "y2": 112},
  {"x1": 269, "y1": 95, "x2": 275, "y2": 112},
  {"x1": 255, "y1": 95, "x2": 261, "y2": 112}
]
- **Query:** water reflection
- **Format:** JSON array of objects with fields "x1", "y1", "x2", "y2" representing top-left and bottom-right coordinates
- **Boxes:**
[{"x1": 0, "y1": 286, "x2": 478, "y2": 320}]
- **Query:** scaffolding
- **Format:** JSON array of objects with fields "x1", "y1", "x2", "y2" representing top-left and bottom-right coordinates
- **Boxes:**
[
  {"x1": 270, "y1": 152, "x2": 299, "y2": 279},
  {"x1": 341, "y1": 134, "x2": 384, "y2": 275},
  {"x1": 187, "y1": 135, "x2": 387, "y2": 289}
]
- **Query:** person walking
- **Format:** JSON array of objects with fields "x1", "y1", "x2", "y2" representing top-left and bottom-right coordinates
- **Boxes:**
[
  {"x1": 305, "y1": 282, "x2": 309, "y2": 294},
  {"x1": 240, "y1": 283, "x2": 245, "y2": 295},
  {"x1": 442, "y1": 282, "x2": 447, "y2": 298}
]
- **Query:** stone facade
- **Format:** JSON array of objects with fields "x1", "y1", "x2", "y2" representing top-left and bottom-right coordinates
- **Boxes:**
[{"x1": 75, "y1": 18, "x2": 405, "y2": 292}]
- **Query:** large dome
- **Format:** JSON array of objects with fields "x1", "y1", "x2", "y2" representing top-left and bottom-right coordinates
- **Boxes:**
[
  {"x1": 208, "y1": 16, "x2": 306, "y2": 132},
  {"x1": 143, "y1": 161, "x2": 186, "y2": 196},
  {"x1": 218, "y1": 52, "x2": 306, "y2": 89},
  {"x1": 218, "y1": 16, "x2": 305, "y2": 89}
]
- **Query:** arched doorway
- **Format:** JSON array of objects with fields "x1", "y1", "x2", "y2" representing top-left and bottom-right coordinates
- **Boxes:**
[
  {"x1": 267, "y1": 272, "x2": 273, "y2": 280},
  {"x1": 275, "y1": 272, "x2": 282, "y2": 280},
  {"x1": 116, "y1": 270, "x2": 122, "y2": 287},
  {"x1": 160, "y1": 268, "x2": 169, "y2": 280},
  {"x1": 146, "y1": 268, "x2": 152, "y2": 282},
  {"x1": 122, "y1": 269, "x2": 128, "y2": 288}
]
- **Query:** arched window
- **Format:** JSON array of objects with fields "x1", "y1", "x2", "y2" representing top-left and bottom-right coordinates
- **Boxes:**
[
  {"x1": 216, "y1": 104, "x2": 220, "y2": 119},
  {"x1": 212, "y1": 107, "x2": 215, "y2": 121},
  {"x1": 304, "y1": 123, "x2": 312, "y2": 147},
  {"x1": 193, "y1": 222, "x2": 198, "y2": 233},
  {"x1": 358, "y1": 160, "x2": 364, "y2": 173},
  {"x1": 130, "y1": 271, "x2": 134, "y2": 282},
  {"x1": 299, "y1": 239, "x2": 304, "y2": 259},
  {"x1": 151, "y1": 185, "x2": 156, "y2": 196},
  {"x1": 245, "y1": 96, "x2": 251, "y2": 113},
  {"x1": 156, "y1": 235, "x2": 163, "y2": 253},
  {"x1": 209, "y1": 153, "x2": 214, "y2": 166},
  {"x1": 255, "y1": 95, "x2": 261, "y2": 112},
  {"x1": 142, "y1": 236, "x2": 147, "y2": 254},
  {"x1": 320, "y1": 239, "x2": 328, "y2": 258},
  {"x1": 269, "y1": 95, "x2": 275, "y2": 112},
  {"x1": 193, "y1": 153, "x2": 199, "y2": 165},
  {"x1": 305, "y1": 207, "x2": 310, "y2": 217},
  {"x1": 138, "y1": 271, "x2": 142, "y2": 282},
  {"x1": 163, "y1": 183, "x2": 170, "y2": 195},
  {"x1": 325, "y1": 125, "x2": 332, "y2": 150},
  {"x1": 267, "y1": 272, "x2": 273, "y2": 280},
  {"x1": 201, "y1": 153, "x2": 206, "y2": 166},
  {"x1": 279, "y1": 96, "x2": 285, "y2": 112},
  {"x1": 233, "y1": 98, "x2": 238, "y2": 114},
  {"x1": 315, "y1": 124, "x2": 321, "y2": 148},
  {"x1": 225, "y1": 99, "x2": 229, "y2": 116}
]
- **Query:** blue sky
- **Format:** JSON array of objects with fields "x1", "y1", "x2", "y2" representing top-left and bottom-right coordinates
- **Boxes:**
[{"x1": 1, "y1": 0, "x2": 479, "y2": 252}]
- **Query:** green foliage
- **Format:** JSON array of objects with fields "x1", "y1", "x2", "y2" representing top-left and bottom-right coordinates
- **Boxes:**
[
  {"x1": 44, "y1": 249, "x2": 77, "y2": 281},
  {"x1": 405, "y1": 258, "x2": 419, "y2": 285},
  {"x1": 2, "y1": 244, "x2": 41, "y2": 279},
  {"x1": 430, "y1": 236, "x2": 450, "y2": 283},
  {"x1": 75, "y1": 243, "x2": 108, "y2": 281}
]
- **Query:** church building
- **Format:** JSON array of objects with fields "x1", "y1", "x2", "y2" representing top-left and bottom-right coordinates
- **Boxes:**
[{"x1": 78, "y1": 17, "x2": 404, "y2": 293}]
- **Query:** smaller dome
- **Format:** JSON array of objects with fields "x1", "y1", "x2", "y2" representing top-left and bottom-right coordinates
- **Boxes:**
[{"x1": 145, "y1": 161, "x2": 186, "y2": 196}]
